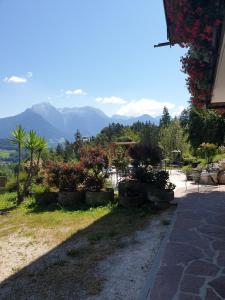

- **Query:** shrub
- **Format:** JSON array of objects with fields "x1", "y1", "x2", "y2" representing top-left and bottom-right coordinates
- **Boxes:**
[
  {"x1": 81, "y1": 146, "x2": 109, "y2": 192},
  {"x1": 29, "y1": 183, "x2": 50, "y2": 194},
  {"x1": 83, "y1": 172, "x2": 105, "y2": 192},
  {"x1": 129, "y1": 143, "x2": 162, "y2": 168},
  {"x1": 46, "y1": 161, "x2": 84, "y2": 192},
  {"x1": 131, "y1": 169, "x2": 175, "y2": 191},
  {"x1": 81, "y1": 147, "x2": 109, "y2": 175},
  {"x1": 5, "y1": 172, "x2": 27, "y2": 192},
  {"x1": 197, "y1": 143, "x2": 217, "y2": 166}
]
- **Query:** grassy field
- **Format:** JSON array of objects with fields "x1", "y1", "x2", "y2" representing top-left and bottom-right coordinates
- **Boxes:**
[
  {"x1": 0, "y1": 192, "x2": 170, "y2": 297},
  {"x1": 0, "y1": 149, "x2": 16, "y2": 159}
]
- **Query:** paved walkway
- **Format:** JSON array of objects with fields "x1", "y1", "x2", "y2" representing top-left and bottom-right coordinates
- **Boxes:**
[{"x1": 143, "y1": 185, "x2": 225, "y2": 300}]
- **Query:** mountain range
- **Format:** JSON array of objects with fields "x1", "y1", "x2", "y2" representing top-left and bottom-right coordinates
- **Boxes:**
[{"x1": 0, "y1": 103, "x2": 160, "y2": 141}]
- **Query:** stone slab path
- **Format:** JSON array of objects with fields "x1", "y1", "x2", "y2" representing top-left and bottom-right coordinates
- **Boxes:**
[{"x1": 143, "y1": 186, "x2": 225, "y2": 300}]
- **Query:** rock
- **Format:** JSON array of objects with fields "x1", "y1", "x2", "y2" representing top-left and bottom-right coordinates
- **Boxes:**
[
  {"x1": 218, "y1": 171, "x2": 225, "y2": 185},
  {"x1": 199, "y1": 171, "x2": 218, "y2": 185},
  {"x1": 219, "y1": 160, "x2": 225, "y2": 171},
  {"x1": 208, "y1": 163, "x2": 219, "y2": 172}
]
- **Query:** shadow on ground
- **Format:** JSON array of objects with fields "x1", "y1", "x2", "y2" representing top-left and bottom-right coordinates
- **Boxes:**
[
  {"x1": 0, "y1": 201, "x2": 165, "y2": 300},
  {"x1": 2, "y1": 189, "x2": 223, "y2": 300},
  {"x1": 146, "y1": 189, "x2": 225, "y2": 300}
]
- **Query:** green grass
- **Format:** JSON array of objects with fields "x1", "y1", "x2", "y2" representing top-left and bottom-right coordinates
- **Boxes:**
[
  {"x1": 0, "y1": 192, "x2": 173, "y2": 296},
  {"x1": 0, "y1": 192, "x2": 17, "y2": 210},
  {"x1": 0, "y1": 149, "x2": 16, "y2": 158},
  {"x1": 214, "y1": 153, "x2": 225, "y2": 162}
]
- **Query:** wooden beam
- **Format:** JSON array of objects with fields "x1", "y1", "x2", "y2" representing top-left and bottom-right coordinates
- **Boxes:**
[{"x1": 154, "y1": 42, "x2": 172, "y2": 48}]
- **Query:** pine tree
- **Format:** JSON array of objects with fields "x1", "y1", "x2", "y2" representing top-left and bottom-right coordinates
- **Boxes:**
[
  {"x1": 160, "y1": 106, "x2": 171, "y2": 127},
  {"x1": 74, "y1": 129, "x2": 82, "y2": 158}
]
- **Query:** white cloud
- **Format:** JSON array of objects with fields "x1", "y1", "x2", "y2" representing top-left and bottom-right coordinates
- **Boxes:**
[
  {"x1": 65, "y1": 89, "x2": 87, "y2": 95},
  {"x1": 171, "y1": 105, "x2": 185, "y2": 117},
  {"x1": 116, "y1": 98, "x2": 175, "y2": 117},
  {"x1": 3, "y1": 76, "x2": 27, "y2": 84},
  {"x1": 3, "y1": 71, "x2": 33, "y2": 84},
  {"x1": 96, "y1": 96, "x2": 127, "y2": 104}
]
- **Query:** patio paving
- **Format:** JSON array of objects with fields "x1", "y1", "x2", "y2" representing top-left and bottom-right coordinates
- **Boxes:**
[{"x1": 142, "y1": 185, "x2": 225, "y2": 300}]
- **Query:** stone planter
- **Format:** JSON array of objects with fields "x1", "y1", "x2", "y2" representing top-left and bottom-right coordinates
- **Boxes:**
[
  {"x1": 119, "y1": 195, "x2": 146, "y2": 208},
  {"x1": 118, "y1": 181, "x2": 147, "y2": 208},
  {"x1": 58, "y1": 191, "x2": 85, "y2": 208},
  {"x1": 36, "y1": 192, "x2": 58, "y2": 206},
  {"x1": 85, "y1": 191, "x2": 114, "y2": 207},
  {"x1": 147, "y1": 189, "x2": 174, "y2": 209},
  {"x1": 0, "y1": 176, "x2": 7, "y2": 188},
  {"x1": 118, "y1": 181, "x2": 147, "y2": 197},
  {"x1": 218, "y1": 171, "x2": 225, "y2": 185}
]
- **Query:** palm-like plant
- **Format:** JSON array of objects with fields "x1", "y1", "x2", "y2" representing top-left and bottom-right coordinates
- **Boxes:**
[
  {"x1": 22, "y1": 131, "x2": 40, "y2": 195},
  {"x1": 25, "y1": 130, "x2": 40, "y2": 168},
  {"x1": 36, "y1": 136, "x2": 48, "y2": 168},
  {"x1": 9, "y1": 127, "x2": 48, "y2": 203},
  {"x1": 9, "y1": 125, "x2": 26, "y2": 203}
]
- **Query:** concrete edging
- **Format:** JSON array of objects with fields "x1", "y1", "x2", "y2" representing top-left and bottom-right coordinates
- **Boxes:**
[{"x1": 139, "y1": 205, "x2": 179, "y2": 300}]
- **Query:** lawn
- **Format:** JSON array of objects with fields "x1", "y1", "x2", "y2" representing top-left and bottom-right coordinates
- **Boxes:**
[{"x1": 0, "y1": 192, "x2": 170, "y2": 298}]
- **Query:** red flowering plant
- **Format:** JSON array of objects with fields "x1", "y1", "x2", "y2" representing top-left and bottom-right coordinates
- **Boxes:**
[
  {"x1": 80, "y1": 147, "x2": 109, "y2": 192},
  {"x1": 164, "y1": 0, "x2": 225, "y2": 108},
  {"x1": 46, "y1": 161, "x2": 85, "y2": 192},
  {"x1": 165, "y1": 0, "x2": 223, "y2": 47},
  {"x1": 181, "y1": 47, "x2": 213, "y2": 107}
]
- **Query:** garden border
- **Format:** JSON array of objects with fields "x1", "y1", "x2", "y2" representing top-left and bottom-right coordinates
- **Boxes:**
[{"x1": 138, "y1": 204, "x2": 178, "y2": 300}]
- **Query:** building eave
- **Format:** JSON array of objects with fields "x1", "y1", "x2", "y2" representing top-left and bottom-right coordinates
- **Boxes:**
[{"x1": 209, "y1": 15, "x2": 225, "y2": 108}]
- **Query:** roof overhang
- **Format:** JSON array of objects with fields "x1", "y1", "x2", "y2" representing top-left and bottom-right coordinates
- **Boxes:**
[
  {"x1": 163, "y1": 0, "x2": 225, "y2": 108},
  {"x1": 209, "y1": 21, "x2": 225, "y2": 108}
]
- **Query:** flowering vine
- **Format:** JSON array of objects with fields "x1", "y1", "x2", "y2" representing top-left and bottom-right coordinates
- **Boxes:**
[{"x1": 164, "y1": 0, "x2": 225, "y2": 108}]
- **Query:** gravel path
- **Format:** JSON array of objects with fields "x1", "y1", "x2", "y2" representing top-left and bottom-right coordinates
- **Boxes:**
[{"x1": 86, "y1": 209, "x2": 174, "y2": 300}]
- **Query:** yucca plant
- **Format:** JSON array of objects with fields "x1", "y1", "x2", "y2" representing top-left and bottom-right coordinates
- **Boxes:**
[
  {"x1": 36, "y1": 136, "x2": 48, "y2": 168},
  {"x1": 10, "y1": 127, "x2": 48, "y2": 203},
  {"x1": 23, "y1": 130, "x2": 42, "y2": 197},
  {"x1": 9, "y1": 125, "x2": 26, "y2": 204}
]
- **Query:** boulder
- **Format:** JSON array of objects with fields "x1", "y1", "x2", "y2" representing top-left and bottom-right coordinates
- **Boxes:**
[
  {"x1": 218, "y1": 171, "x2": 225, "y2": 185},
  {"x1": 199, "y1": 171, "x2": 218, "y2": 185},
  {"x1": 219, "y1": 160, "x2": 225, "y2": 171}
]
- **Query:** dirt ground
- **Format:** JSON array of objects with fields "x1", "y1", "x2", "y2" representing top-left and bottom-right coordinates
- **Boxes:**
[
  {"x1": 0, "y1": 207, "x2": 174, "y2": 300},
  {"x1": 86, "y1": 209, "x2": 174, "y2": 300}
]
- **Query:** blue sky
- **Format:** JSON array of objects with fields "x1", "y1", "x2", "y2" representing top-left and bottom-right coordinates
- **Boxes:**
[{"x1": 0, "y1": 0, "x2": 189, "y2": 118}]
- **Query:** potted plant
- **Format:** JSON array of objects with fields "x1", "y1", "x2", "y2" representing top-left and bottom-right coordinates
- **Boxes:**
[
  {"x1": 81, "y1": 147, "x2": 114, "y2": 206},
  {"x1": 118, "y1": 143, "x2": 175, "y2": 208},
  {"x1": 46, "y1": 161, "x2": 85, "y2": 207}
]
